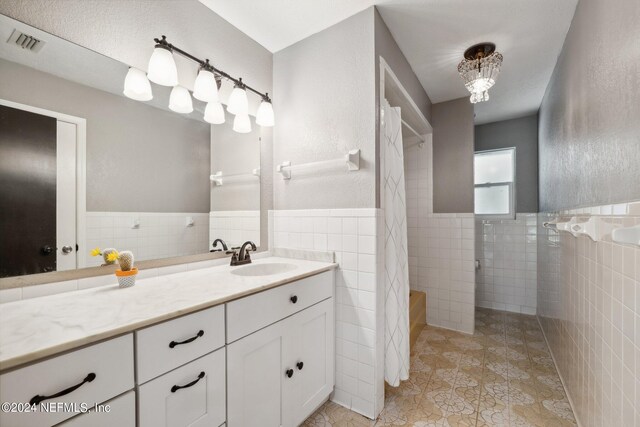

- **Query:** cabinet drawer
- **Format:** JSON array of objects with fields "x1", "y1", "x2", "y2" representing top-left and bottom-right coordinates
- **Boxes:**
[
  {"x1": 136, "y1": 305, "x2": 225, "y2": 384},
  {"x1": 58, "y1": 391, "x2": 135, "y2": 427},
  {"x1": 138, "y1": 349, "x2": 225, "y2": 427},
  {"x1": 226, "y1": 270, "x2": 334, "y2": 343},
  {"x1": 0, "y1": 334, "x2": 133, "y2": 427}
]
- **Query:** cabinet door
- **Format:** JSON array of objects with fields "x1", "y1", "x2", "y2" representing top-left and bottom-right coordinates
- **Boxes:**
[
  {"x1": 138, "y1": 349, "x2": 225, "y2": 427},
  {"x1": 292, "y1": 299, "x2": 335, "y2": 425},
  {"x1": 227, "y1": 318, "x2": 297, "y2": 427}
]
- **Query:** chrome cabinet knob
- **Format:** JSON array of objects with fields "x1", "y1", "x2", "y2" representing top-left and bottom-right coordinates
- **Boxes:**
[{"x1": 61, "y1": 245, "x2": 73, "y2": 254}]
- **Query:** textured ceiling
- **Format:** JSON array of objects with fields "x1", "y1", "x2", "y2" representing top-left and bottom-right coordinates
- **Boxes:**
[{"x1": 200, "y1": 0, "x2": 578, "y2": 124}]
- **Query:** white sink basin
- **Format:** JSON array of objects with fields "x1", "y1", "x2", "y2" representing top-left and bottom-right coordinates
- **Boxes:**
[{"x1": 231, "y1": 262, "x2": 298, "y2": 277}]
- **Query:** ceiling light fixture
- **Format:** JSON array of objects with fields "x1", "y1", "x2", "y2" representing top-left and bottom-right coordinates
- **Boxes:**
[
  {"x1": 126, "y1": 35, "x2": 274, "y2": 132},
  {"x1": 458, "y1": 42, "x2": 503, "y2": 104}
]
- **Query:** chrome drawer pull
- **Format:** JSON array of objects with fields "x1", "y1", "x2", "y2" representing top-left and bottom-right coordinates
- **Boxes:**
[
  {"x1": 169, "y1": 330, "x2": 204, "y2": 348},
  {"x1": 171, "y1": 371, "x2": 205, "y2": 393},
  {"x1": 29, "y1": 373, "x2": 96, "y2": 405}
]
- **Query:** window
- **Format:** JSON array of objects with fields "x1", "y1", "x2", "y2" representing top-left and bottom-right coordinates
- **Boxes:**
[{"x1": 474, "y1": 148, "x2": 515, "y2": 218}]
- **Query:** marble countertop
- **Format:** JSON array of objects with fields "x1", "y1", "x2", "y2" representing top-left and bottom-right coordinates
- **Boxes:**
[{"x1": 0, "y1": 256, "x2": 336, "y2": 371}]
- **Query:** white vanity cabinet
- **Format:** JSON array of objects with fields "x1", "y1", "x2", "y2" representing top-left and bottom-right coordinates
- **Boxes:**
[
  {"x1": 0, "y1": 334, "x2": 134, "y2": 427},
  {"x1": 227, "y1": 271, "x2": 334, "y2": 427},
  {"x1": 138, "y1": 349, "x2": 226, "y2": 427},
  {"x1": 0, "y1": 267, "x2": 335, "y2": 427}
]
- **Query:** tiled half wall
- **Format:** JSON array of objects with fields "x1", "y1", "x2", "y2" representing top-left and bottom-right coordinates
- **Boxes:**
[
  {"x1": 269, "y1": 208, "x2": 384, "y2": 419},
  {"x1": 475, "y1": 213, "x2": 538, "y2": 315},
  {"x1": 85, "y1": 212, "x2": 209, "y2": 267},
  {"x1": 537, "y1": 201, "x2": 640, "y2": 427}
]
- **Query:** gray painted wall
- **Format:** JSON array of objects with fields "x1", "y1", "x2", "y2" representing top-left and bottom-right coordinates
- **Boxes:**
[
  {"x1": 0, "y1": 0, "x2": 272, "y2": 115},
  {"x1": 210, "y1": 110, "x2": 261, "y2": 211},
  {"x1": 475, "y1": 115, "x2": 539, "y2": 213},
  {"x1": 374, "y1": 8, "x2": 432, "y2": 124},
  {"x1": 374, "y1": 7, "x2": 433, "y2": 208},
  {"x1": 539, "y1": 0, "x2": 640, "y2": 211},
  {"x1": 0, "y1": 58, "x2": 211, "y2": 213},
  {"x1": 0, "y1": 0, "x2": 274, "y2": 245},
  {"x1": 432, "y1": 97, "x2": 475, "y2": 213},
  {"x1": 273, "y1": 8, "x2": 376, "y2": 210}
]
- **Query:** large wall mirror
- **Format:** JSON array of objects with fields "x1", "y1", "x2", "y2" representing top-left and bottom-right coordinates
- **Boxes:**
[{"x1": 0, "y1": 14, "x2": 261, "y2": 279}]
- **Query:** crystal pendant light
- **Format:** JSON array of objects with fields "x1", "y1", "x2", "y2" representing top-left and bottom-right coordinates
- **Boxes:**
[
  {"x1": 256, "y1": 96, "x2": 274, "y2": 127},
  {"x1": 227, "y1": 79, "x2": 249, "y2": 115},
  {"x1": 169, "y1": 85, "x2": 193, "y2": 114},
  {"x1": 233, "y1": 113, "x2": 252, "y2": 133},
  {"x1": 123, "y1": 67, "x2": 153, "y2": 101},
  {"x1": 147, "y1": 37, "x2": 178, "y2": 86},
  {"x1": 457, "y1": 43, "x2": 503, "y2": 104},
  {"x1": 193, "y1": 65, "x2": 219, "y2": 103},
  {"x1": 204, "y1": 102, "x2": 225, "y2": 124}
]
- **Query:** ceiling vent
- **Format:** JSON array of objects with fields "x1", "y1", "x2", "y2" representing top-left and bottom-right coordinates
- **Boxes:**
[{"x1": 6, "y1": 29, "x2": 45, "y2": 53}]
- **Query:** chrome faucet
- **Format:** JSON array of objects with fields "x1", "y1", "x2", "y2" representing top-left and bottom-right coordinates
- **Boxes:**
[{"x1": 230, "y1": 241, "x2": 257, "y2": 266}]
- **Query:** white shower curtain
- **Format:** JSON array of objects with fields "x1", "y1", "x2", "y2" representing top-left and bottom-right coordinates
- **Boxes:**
[{"x1": 381, "y1": 100, "x2": 410, "y2": 387}]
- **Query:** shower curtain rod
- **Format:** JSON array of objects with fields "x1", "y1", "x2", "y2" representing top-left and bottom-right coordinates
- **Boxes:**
[{"x1": 401, "y1": 119, "x2": 425, "y2": 143}]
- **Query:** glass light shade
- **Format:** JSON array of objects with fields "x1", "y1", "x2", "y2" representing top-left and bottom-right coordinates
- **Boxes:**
[
  {"x1": 193, "y1": 69, "x2": 219, "y2": 103},
  {"x1": 227, "y1": 85, "x2": 249, "y2": 115},
  {"x1": 256, "y1": 100, "x2": 274, "y2": 127},
  {"x1": 232, "y1": 113, "x2": 252, "y2": 133},
  {"x1": 169, "y1": 85, "x2": 193, "y2": 114},
  {"x1": 457, "y1": 51, "x2": 503, "y2": 104},
  {"x1": 123, "y1": 67, "x2": 153, "y2": 101},
  {"x1": 147, "y1": 46, "x2": 178, "y2": 86},
  {"x1": 204, "y1": 102, "x2": 225, "y2": 124}
]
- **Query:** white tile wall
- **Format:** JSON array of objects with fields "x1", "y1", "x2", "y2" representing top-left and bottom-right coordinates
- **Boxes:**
[
  {"x1": 409, "y1": 213, "x2": 476, "y2": 334},
  {"x1": 84, "y1": 212, "x2": 209, "y2": 267},
  {"x1": 538, "y1": 201, "x2": 640, "y2": 427},
  {"x1": 269, "y1": 208, "x2": 384, "y2": 419},
  {"x1": 209, "y1": 210, "x2": 261, "y2": 249},
  {"x1": 404, "y1": 136, "x2": 475, "y2": 334},
  {"x1": 475, "y1": 213, "x2": 537, "y2": 314}
]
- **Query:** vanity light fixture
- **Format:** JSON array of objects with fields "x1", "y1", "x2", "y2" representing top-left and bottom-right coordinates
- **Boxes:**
[
  {"x1": 123, "y1": 67, "x2": 153, "y2": 101},
  {"x1": 127, "y1": 35, "x2": 274, "y2": 132},
  {"x1": 227, "y1": 79, "x2": 249, "y2": 115},
  {"x1": 457, "y1": 42, "x2": 503, "y2": 104},
  {"x1": 193, "y1": 60, "x2": 220, "y2": 103},
  {"x1": 204, "y1": 101, "x2": 225, "y2": 124},
  {"x1": 233, "y1": 113, "x2": 252, "y2": 133},
  {"x1": 147, "y1": 36, "x2": 178, "y2": 86},
  {"x1": 169, "y1": 85, "x2": 193, "y2": 114},
  {"x1": 256, "y1": 94, "x2": 274, "y2": 127}
]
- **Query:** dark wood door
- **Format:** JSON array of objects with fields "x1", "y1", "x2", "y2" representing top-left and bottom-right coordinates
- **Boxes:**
[{"x1": 0, "y1": 104, "x2": 57, "y2": 277}]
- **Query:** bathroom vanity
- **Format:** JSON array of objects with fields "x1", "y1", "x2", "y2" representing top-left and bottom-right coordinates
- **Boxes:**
[{"x1": 0, "y1": 257, "x2": 336, "y2": 427}]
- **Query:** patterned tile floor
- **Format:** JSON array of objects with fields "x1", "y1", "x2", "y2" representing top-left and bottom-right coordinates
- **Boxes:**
[{"x1": 303, "y1": 308, "x2": 576, "y2": 427}]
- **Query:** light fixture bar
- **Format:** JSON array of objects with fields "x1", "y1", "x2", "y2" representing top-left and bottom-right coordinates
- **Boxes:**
[{"x1": 154, "y1": 35, "x2": 271, "y2": 102}]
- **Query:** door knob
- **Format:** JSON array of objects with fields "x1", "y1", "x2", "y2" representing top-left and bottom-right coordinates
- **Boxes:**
[
  {"x1": 41, "y1": 245, "x2": 54, "y2": 255},
  {"x1": 62, "y1": 245, "x2": 73, "y2": 254},
  {"x1": 296, "y1": 361, "x2": 304, "y2": 370},
  {"x1": 290, "y1": 295, "x2": 298, "y2": 304},
  {"x1": 285, "y1": 369, "x2": 294, "y2": 378}
]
